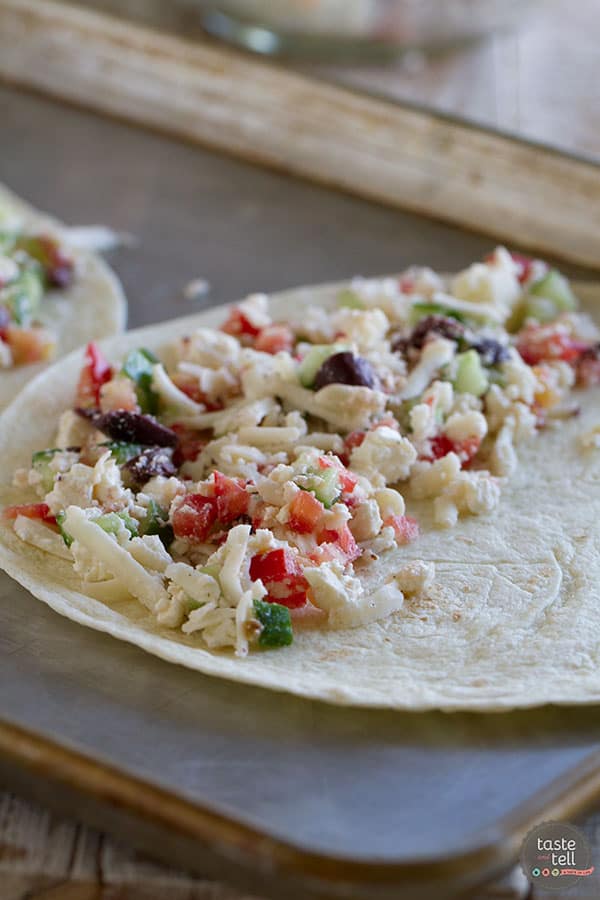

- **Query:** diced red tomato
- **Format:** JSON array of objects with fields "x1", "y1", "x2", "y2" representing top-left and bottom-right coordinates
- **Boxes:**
[
  {"x1": 254, "y1": 324, "x2": 294, "y2": 355},
  {"x1": 398, "y1": 275, "x2": 416, "y2": 293},
  {"x1": 288, "y1": 490, "x2": 325, "y2": 534},
  {"x1": 385, "y1": 515, "x2": 420, "y2": 545},
  {"x1": 426, "y1": 434, "x2": 455, "y2": 460},
  {"x1": 250, "y1": 548, "x2": 302, "y2": 582},
  {"x1": 5, "y1": 326, "x2": 54, "y2": 365},
  {"x1": 516, "y1": 324, "x2": 589, "y2": 366},
  {"x1": 213, "y1": 472, "x2": 249, "y2": 522},
  {"x1": 171, "y1": 494, "x2": 217, "y2": 542},
  {"x1": 249, "y1": 548, "x2": 309, "y2": 609},
  {"x1": 3, "y1": 502, "x2": 56, "y2": 524},
  {"x1": 345, "y1": 431, "x2": 366, "y2": 454},
  {"x1": 76, "y1": 342, "x2": 112, "y2": 407},
  {"x1": 316, "y1": 524, "x2": 360, "y2": 563},
  {"x1": 424, "y1": 433, "x2": 480, "y2": 466},
  {"x1": 221, "y1": 307, "x2": 261, "y2": 338}
]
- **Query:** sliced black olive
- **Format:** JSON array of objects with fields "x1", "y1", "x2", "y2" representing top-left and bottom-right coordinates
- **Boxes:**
[
  {"x1": 470, "y1": 337, "x2": 510, "y2": 367},
  {"x1": 123, "y1": 446, "x2": 177, "y2": 489},
  {"x1": 313, "y1": 351, "x2": 379, "y2": 391},
  {"x1": 398, "y1": 315, "x2": 466, "y2": 352},
  {"x1": 76, "y1": 408, "x2": 178, "y2": 447}
]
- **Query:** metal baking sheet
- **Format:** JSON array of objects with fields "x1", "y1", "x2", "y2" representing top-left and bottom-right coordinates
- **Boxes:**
[{"x1": 2, "y1": 85, "x2": 600, "y2": 899}]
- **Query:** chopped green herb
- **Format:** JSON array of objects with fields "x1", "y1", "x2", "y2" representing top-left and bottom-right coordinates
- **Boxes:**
[
  {"x1": 100, "y1": 441, "x2": 144, "y2": 465},
  {"x1": 253, "y1": 598, "x2": 293, "y2": 648},
  {"x1": 139, "y1": 499, "x2": 173, "y2": 548},
  {"x1": 121, "y1": 347, "x2": 160, "y2": 414},
  {"x1": 55, "y1": 511, "x2": 73, "y2": 548}
]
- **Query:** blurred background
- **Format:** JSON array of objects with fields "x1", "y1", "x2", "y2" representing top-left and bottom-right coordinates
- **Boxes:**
[{"x1": 77, "y1": 0, "x2": 599, "y2": 159}]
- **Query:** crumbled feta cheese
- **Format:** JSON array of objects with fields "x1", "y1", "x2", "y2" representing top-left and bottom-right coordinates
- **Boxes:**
[
  {"x1": 46, "y1": 462, "x2": 96, "y2": 514},
  {"x1": 444, "y1": 410, "x2": 488, "y2": 444},
  {"x1": 350, "y1": 427, "x2": 417, "y2": 487},
  {"x1": 332, "y1": 308, "x2": 389, "y2": 350},
  {"x1": 410, "y1": 453, "x2": 461, "y2": 499},
  {"x1": 433, "y1": 471, "x2": 501, "y2": 528},
  {"x1": 169, "y1": 328, "x2": 240, "y2": 369},
  {"x1": 450, "y1": 246, "x2": 521, "y2": 317},
  {"x1": 349, "y1": 499, "x2": 382, "y2": 541},
  {"x1": 502, "y1": 351, "x2": 542, "y2": 405},
  {"x1": 394, "y1": 560, "x2": 435, "y2": 595},
  {"x1": 304, "y1": 563, "x2": 404, "y2": 628}
]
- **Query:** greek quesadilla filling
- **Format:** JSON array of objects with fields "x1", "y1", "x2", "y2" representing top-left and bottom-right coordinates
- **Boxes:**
[
  {"x1": 5, "y1": 248, "x2": 600, "y2": 655},
  {"x1": 0, "y1": 229, "x2": 75, "y2": 368}
]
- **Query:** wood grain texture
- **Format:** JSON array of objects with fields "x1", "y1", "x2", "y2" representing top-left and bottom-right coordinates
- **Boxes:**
[
  {"x1": 0, "y1": 794, "x2": 530, "y2": 899},
  {"x1": 315, "y1": 0, "x2": 600, "y2": 161},
  {"x1": 0, "y1": 795, "x2": 259, "y2": 900},
  {"x1": 0, "y1": 0, "x2": 599, "y2": 269}
]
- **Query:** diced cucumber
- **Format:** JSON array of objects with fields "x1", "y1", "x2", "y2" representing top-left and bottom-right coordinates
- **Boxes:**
[
  {"x1": 454, "y1": 349, "x2": 489, "y2": 397},
  {"x1": 300, "y1": 465, "x2": 340, "y2": 508},
  {"x1": 253, "y1": 598, "x2": 293, "y2": 648},
  {"x1": 408, "y1": 303, "x2": 464, "y2": 328},
  {"x1": 521, "y1": 294, "x2": 560, "y2": 324},
  {"x1": 100, "y1": 441, "x2": 143, "y2": 465},
  {"x1": 121, "y1": 347, "x2": 160, "y2": 414},
  {"x1": 55, "y1": 511, "x2": 73, "y2": 548},
  {"x1": 337, "y1": 288, "x2": 364, "y2": 309},
  {"x1": 139, "y1": 499, "x2": 173, "y2": 548},
  {"x1": 96, "y1": 511, "x2": 139, "y2": 538},
  {"x1": 529, "y1": 269, "x2": 577, "y2": 312},
  {"x1": 31, "y1": 448, "x2": 61, "y2": 492},
  {"x1": 298, "y1": 343, "x2": 347, "y2": 388},
  {"x1": 2, "y1": 266, "x2": 44, "y2": 325}
]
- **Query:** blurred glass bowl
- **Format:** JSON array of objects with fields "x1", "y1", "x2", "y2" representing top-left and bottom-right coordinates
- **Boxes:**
[{"x1": 195, "y1": 0, "x2": 538, "y2": 57}]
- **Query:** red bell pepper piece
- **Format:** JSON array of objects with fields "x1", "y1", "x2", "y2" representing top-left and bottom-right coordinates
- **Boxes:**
[
  {"x1": 3, "y1": 502, "x2": 56, "y2": 524},
  {"x1": 76, "y1": 342, "x2": 112, "y2": 407}
]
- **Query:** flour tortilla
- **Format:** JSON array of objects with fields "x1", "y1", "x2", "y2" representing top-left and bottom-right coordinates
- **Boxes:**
[
  {"x1": 0, "y1": 183, "x2": 126, "y2": 410},
  {"x1": 0, "y1": 279, "x2": 599, "y2": 712}
]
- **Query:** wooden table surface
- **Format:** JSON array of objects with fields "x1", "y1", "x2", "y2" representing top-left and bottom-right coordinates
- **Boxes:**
[{"x1": 2, "y1": 2, "x2": 600, "y2": 897}]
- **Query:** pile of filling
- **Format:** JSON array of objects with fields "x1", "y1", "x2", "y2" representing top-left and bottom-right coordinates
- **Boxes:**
[
  {"x1": 0, "y1": 229, "x2": 75, "y2": 368},
  {"x1": 5, "y1": 248, "x2": 600, "y2": 655}
]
